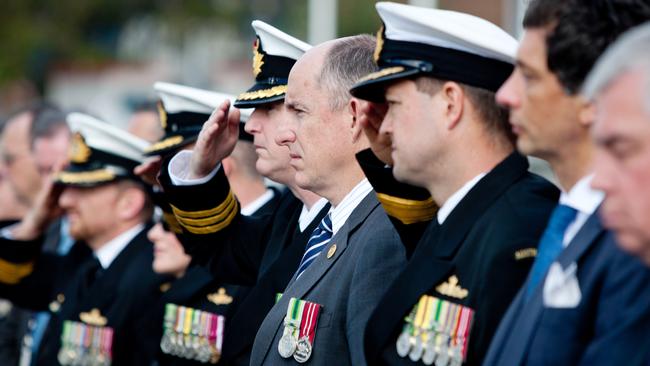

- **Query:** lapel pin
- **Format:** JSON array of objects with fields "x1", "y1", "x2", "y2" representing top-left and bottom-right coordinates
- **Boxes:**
[{"x1": 327, "y1": 244, "x2": 337, "y2": 259}]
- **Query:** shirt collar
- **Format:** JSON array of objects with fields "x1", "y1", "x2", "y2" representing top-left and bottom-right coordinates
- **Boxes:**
[
  {"x1": 558, "y1": 174, "x2": 604, "y2": 215},
  {"x1": 298, "y1": 198, "x2": 329, "y2": 232},
  {"x1": 94, "y1": 224, "x2": 145, "y2": 269},
  {"x1": 241, "y1": 188, "x2": 276, "y2": 216},
  {"x1": 330, "y1": 178, "x2": 373, "y2": 235},
  {"x1": 437, "y1": 173, "x2": 487, "y2": 224}
]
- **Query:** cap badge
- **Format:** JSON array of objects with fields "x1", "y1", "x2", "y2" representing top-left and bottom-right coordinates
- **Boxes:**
[
  {"x1": 157, "y1": 100, "x2": 168, "y2": 129},
  {"x1": 79, "y1": 308, "x2": 108, "y2": 327},
  {"x1": 435, "y1": 275, "x2": 468, "y2": 299},
  {"x1": 253, "y1": 38, "x2": 265, "y2": 77},
  {"x1": 207, "y1": 287, "x2": 233, "y2": 305},
  {"x1": 70, "y1": 132, "x2": 91, "y2": 164},
  {"x1": 373, "y1": 25, "x2": 385, "y2": 63}
]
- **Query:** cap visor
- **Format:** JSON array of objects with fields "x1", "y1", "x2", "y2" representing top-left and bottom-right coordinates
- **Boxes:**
[{"x1": 351, "y1": 66, "x2": 421, "y2": 102}]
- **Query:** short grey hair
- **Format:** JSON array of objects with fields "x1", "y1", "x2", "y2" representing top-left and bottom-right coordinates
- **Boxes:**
[
  {"x1": 583, "y1": 22, "x2": 650, "y2": 115},
  {"x1": 318, "y1": 35, "x2": 378, "y2": 110}
]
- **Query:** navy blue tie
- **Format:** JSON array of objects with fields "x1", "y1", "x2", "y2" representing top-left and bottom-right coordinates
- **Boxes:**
[
  {"x1": 526, "y1": 204, "x2": 578, "y2": 299},
  {"x1": 296, "y1": 214, "x2": 333, "y2": 279}
]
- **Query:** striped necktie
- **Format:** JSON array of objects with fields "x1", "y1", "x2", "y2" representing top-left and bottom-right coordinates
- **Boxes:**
[{"x1": 296, "y1": 214, "x2": 333, "y2": 279}]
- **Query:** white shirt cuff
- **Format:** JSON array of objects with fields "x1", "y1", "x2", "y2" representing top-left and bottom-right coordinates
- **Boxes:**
[{"x1": 168, "y1": 150, "x2": 221, "y2": 186}]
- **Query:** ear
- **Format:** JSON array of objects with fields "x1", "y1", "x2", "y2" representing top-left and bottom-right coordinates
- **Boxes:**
[
  {"x1": 117, "y1": 187, "x2": 146, "y2": 221},
  {"x1": 222, "y1": 157, "x2": 234, "y2": 177},
  {"x1": 441, "y1": 81, "x2": 465, "y2": 130},
  {"x1": 577, "y1": 96, "x2": 595, "y2": 127},
  {"x1": 348, "y1": 98, "x2": 364, "y2": 143}
]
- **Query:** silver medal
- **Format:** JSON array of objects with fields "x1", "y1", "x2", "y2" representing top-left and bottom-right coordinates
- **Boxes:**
[
  {"x1": 409, "y1": 336, "x2": 424, "y2": 362},
  {"x1": 435, "y1": 346, "x2": 450, "y2": 366},
  {"x1": 423, "y1": 345, "x2": 437, "y2": 365},
  {"x1": 293, "y1": 336, "x2": 313, "y2": 363},
  {"x1": 396, "y1": 331, "x2": 412, "y2": 357},
  {"x1": 278, "y1": 332, "x2": 297, "y2": 358}
]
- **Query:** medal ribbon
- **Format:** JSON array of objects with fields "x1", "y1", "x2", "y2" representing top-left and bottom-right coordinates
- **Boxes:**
[
  {"x1": 284, "y1": 298, "x2": 305, "y2": 339},
  {"x1": 456, "y1": 306, "x2": 474, "y2": 361},
  {"x1": 298, "y1": 301, "x2": 321, "y2": 344},
  {"x1": 215, "y1": 314, "x2": 225, "y2": 352}
]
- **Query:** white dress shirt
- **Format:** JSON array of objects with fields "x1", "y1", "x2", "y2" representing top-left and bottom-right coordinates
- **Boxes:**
[
  {"x1": 558, "y1": 174, "x2": 604, "y2": 247},
  {"x1": 298, "y1": 198, "x2": 329, "y2": 232},
  {"x1": 241, "y1": 189, "x2": 276, "y2": 216},
  {"x1": 329, "y1": 179, "x2": 373, "y2": 236},
  {"x1": 437, "y1": 173, "x2": 487, "y2": 224},
  {"x1": 95, "y1": 224, "x2": 145, "y2": 269}
]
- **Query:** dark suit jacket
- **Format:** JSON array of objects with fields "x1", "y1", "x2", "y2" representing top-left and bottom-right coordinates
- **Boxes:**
[
  {"x1": 250, "y1": 192, "x2": 407, "y2": 365},
  {"x1": 363, "y1": 153, "x2": 559, "y2": 365},
  {"x1": 0, "y1": 225, "x2": 169, "y2": 365},
  {"x1": 483, "y1": 211, "x2": 650, "y2": 366},
  {"x1": 159, "y1": 164, "x2": 330, "y2": 365}
]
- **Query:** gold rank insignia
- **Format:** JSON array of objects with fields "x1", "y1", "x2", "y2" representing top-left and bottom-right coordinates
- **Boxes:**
[
  {"x1": 435, "y1": 275, "x2": 469, "y2": 299},
  {"x1": 207, "y1": 287, "x2": 233, "y2": 306},
  {"x1": 252, "y1": 38, "x2": 265, "y2": 77},
  {"x1": 373, "y1": 25, "x2": 385, "y2": 63},
  {"x1": 515, "y1": 248, "x2": 538, "y2": 260},
  {"x1": 69, "y1": 133, "x2": 91, "y2": 164},
  {"x1": 157, "y1": 100, "x2": 168, "y2": 129},
  {"x1": 79, "y1": 308, "x2": 107, "y2": 327}
]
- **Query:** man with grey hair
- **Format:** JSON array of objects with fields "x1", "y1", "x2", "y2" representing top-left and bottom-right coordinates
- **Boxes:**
[
  {"x1": 584, "y1": 22, "x2": 650, "y2": 267},
  {"x1": 249, "y1": 34, "x2": 407, "y2": 365}
]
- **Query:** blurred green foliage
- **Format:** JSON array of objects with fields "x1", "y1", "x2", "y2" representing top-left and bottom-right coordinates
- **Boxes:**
[{"x1": 0, "y1": 0, "x2": 382, "y2": 91}]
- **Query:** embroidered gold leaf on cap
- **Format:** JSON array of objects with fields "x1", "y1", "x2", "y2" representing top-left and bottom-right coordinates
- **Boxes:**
[
  {"x1": 157, "y1": 100, "x2": 168, "y2": 129},
  {"x1": 207, "y1": 287, "x2": 233, "y2": 305},
  {"x1": 252, "y1": 38, "x2": 265, "y2": 77},
  {"x1": 356, "y1": 66, "x2": 406, "y2": 84},
  {"x1": 435, "y1": 275, "x2": 469, "y2": 299},
  {"x1": 374, "y1": 25, "x2": 385, "y2": 63},
  {"x1": 70, "y1": 132, "x2": 91, "y2": 164},
  {"x1": 236, "y1": 85, "x2": 287, "y2": 101},
  {"x1": 79, "y1": 308, "x2": 107, "y2": 327}
]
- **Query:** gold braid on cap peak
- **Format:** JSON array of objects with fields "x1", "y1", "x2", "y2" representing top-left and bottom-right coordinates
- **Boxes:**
[
  {"x1": 236, "y1": 85, "x2": 287, "y2": 101},
  {"x1": 356, "y1": 66, "x2": 406, "y2": 84},
  {"x1": 374, "y1": 25, "x2": 385, "y2": 63},
  {"x1": 55, "y1": 169, "x2": 116, "y2": 185},
  {"x1": 70, "y1": 133, "x2": 92, "y2": 164},
  {"x1": 144, "y1": 135, "x2": 184, "y2": 153}
]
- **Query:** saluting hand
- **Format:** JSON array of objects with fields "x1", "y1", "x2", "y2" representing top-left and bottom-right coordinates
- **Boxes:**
[
  {"x1": 189, "y1": 100, "x2": 241, "y2": 179},
  {"x1": 358, "y1": 101, "x2": 393, "y2": 165},
  {"x1": 12, "y1": 174, "x2": 65, "y2": 241},
  {"x1": 134, "y1": 156, "x2": 163, "y2": 188}
]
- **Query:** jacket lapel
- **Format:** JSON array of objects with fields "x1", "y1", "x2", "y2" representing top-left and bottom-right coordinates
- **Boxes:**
[
  {"x1": 492, "y1": 209, "x2": 606, "y2": 365},
  {"x1": 254, "y1": 192, "x2": 378, "y2": 361}
]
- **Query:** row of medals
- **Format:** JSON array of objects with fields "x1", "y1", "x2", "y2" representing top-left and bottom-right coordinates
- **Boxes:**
[
  {"x1": 395, "y1": 298, "x2": 470, "y2": 366},
  {"x1": 160, "y1": 303, "x2": 223, "y2": 364},
  {"x1": 278, "y1": 321, "x2": 313, "y2": 363},
  {"x1": 58, "y1": 320, "x2": 112, "y2": 366}
]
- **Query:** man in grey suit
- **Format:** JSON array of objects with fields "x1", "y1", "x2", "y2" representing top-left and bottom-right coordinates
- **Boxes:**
[{"x1": 249, "y1": 35, "x2": 407, "y2": 365}]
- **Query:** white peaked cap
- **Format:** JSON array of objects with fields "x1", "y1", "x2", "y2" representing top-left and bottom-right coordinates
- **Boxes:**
[
  {"x1": 252, "y1": 20, "x2": 312, "y2": 59},
  {"x1": 66, "y1": 112, "x2": 148, "y2": 164},
  {"x1": 155, "y1": 82, "x2": 252, "y2": 121},
  {"x1": 376, "y1": 2, "x2": 517, "y2": 63}
]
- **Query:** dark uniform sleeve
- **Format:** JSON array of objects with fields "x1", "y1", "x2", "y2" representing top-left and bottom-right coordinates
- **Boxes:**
[
  {"x1": 356, "y1": 149, "x2": 437, "y2": 257},
  {"x1": 158, "y1": 158, "x2": 274, "y2": 285}
]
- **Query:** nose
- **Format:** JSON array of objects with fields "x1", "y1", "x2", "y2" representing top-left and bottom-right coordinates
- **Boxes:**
[
  {"x1": 147, "y1": 222, "x2": 165, "y2": 242},
  {"x1": 275, "y1": 124, "x2": 297, "y2": 147},
  {"x1": 245, "y1": 111, "x2": 263, "y2": 135},
  {"x1": 495, "y1": 71, "x2": 520, "y2": 110},
  {"x1": 57, "y1": 187, "x2": 75, "y2": 210}
]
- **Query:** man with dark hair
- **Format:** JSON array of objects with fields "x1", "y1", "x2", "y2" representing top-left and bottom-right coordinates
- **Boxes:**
[
  {"x1": 349, "y1": 3, "x2": 559, "y2": 364},
  {"x1": 0, "y1": 113, "x2": 167, "y2": 365},
  {"x1": 484, "y1": 1, "x2": 650, "y2": 365}
]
